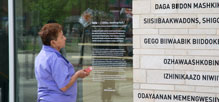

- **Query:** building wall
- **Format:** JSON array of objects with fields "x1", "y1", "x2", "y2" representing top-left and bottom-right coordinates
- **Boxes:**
[{"x1": 133, "y1": 0, "x2": 219, "y2": 102}]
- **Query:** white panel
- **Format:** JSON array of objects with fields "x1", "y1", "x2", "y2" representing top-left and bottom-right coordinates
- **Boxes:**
[
  {"x1": 133, "y1": 0, "x2": 151, "y2": 14},
  {"x1": 151, "y1": 0, "x2": 219, "y2": 14},
  {"x1": 141, "y1": 84, "x2": 174, "y2": 90},
  {"x1": 140, "y1": 35, "x2": 219, "y2": 50},
  {"x1": 133, "y1": 69, "x2": 146, "y2": 83},
  {"x1": 9, "y1": 0, "x2": 15, "y2": 102}
]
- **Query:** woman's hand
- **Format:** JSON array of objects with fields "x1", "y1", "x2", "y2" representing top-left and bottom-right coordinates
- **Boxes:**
[
  {"x1": 61, "y1": 70, "x2": 90, "y2": 92},
  {"x1": 76, "y1": 70, "x2": 89, "y2": 78}
]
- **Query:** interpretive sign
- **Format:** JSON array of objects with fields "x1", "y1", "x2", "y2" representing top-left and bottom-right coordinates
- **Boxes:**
[{"x1": 91, "y1": 21, "x2": 128, "y2": 82}]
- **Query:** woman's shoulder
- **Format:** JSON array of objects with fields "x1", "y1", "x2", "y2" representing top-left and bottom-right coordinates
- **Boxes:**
[
  {"x1": 36, "y1": 50, "x2": 59, "y2": 62},
  {"x1": 45, "y1": 51, "x2": 68, "y2": 64}
]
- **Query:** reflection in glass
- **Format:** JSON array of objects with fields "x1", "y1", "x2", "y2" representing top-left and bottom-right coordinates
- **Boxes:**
[{"x1": 15, "y1": 0, "x2": 132, "y2": 102}]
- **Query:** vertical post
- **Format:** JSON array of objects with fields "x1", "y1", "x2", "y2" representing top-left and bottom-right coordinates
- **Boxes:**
[{"x1": 8, "y1": 0, "x2": 15, "y2": 102}]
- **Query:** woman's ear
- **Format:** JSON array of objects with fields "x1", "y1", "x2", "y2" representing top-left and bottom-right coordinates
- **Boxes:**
[{"x1": 50, "y1": 40, "x2": 56, "y2": 47}]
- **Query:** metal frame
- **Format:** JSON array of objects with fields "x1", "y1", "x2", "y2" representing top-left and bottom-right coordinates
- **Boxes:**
[{"x1": 8, "y1": 0, "x2": 15, "y2": 101}]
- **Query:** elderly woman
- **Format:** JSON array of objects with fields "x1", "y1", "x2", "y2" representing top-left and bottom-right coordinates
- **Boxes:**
[{"x1": 35, "y1": 23, "x2": 89, "y2": 102}]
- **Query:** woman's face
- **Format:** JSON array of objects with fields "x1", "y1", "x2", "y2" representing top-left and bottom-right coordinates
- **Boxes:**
[{"x1": 52, "y1": 31, "x2": 66, "y2": 51}]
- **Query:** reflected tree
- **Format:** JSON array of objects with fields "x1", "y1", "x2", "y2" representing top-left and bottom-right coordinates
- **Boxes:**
[{"x1": 28, "y1": 0, "x2": 80, "y2": 25}]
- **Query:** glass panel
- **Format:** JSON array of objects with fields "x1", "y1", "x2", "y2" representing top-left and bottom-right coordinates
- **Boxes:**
[
  {"x1": 15, "y1": 0, "x2": 132, "y2": 102},
  {"x1": 15, "y1": 0, "x2": 38, "y2": 101},
  {"x1": 0, "y1": 0, "x2": 8, "y2": 102}
]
